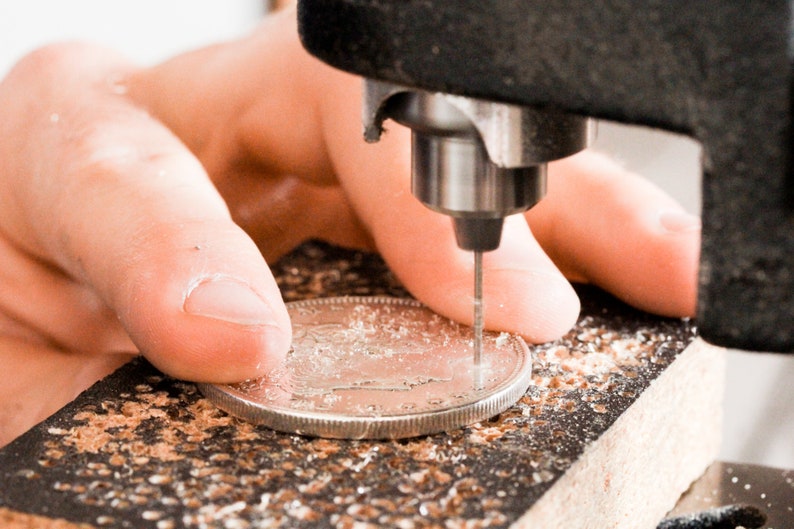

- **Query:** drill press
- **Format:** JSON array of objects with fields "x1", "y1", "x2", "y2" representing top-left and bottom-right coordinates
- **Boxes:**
[
  {"x1": 296, "y1": 0, "x2": 794, "y2": 354},
  {"x1": 361, "y1": 81, "x2": 592, "y2": 369}
]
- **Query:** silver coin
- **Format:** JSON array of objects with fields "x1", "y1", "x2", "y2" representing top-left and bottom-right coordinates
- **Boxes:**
[{"x1": 198, "y1": 296, "x2": 532, "y2": 439}]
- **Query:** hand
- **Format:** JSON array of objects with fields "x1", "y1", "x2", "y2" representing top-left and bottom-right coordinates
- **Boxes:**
[{"x1": 0, "y1": 6, "x2": 699, "y2": 446}]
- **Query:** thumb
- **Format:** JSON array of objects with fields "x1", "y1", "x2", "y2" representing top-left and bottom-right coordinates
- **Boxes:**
[{"x1": 3, "y1": 45, "x2": 291, "y2": 383}]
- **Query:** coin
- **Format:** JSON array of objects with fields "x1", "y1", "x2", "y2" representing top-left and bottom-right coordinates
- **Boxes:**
[{"x1": 198, "y1": 296, "x2": 532, "y2": 439}]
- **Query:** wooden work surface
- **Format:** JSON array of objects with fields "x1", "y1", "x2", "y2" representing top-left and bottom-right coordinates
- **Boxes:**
[{"x1": 0, "y1": 241, "x2": 712, "y2": 528}]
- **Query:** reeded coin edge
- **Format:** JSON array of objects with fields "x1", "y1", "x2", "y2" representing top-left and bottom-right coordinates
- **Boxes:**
[
  {"x1": 198, "y1": 296, "x2": 533, "y2": 440},
  {"x1": 198, "y1": 356, "x2": 531, "y2": 440},
  {"x1": 288, "y1": 295, "x2": 423, "y2": 310}
]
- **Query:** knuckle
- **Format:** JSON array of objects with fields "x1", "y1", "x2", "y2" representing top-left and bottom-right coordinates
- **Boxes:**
[{"x1": 9, "y1": 42, "x2": 100, "y2": 85}]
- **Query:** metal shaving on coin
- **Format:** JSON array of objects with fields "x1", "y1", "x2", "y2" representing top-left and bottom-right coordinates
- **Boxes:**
[{"x1": 198, "y1": 296, "x2": 532, "y2": 439}]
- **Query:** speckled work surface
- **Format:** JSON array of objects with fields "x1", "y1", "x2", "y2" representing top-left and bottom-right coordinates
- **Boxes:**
[{"x1": 0, "y1": 241, "x2": 698, "y2": 529}]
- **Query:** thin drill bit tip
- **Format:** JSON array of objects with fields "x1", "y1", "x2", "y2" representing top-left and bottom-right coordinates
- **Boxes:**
[{"x1": 473, "y1": 250, "x2": 484, "y2": 388}]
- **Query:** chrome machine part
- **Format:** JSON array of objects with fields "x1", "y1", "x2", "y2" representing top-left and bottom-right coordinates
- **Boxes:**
[{"x1": 363, "y1": 80, "x2": 593, "y2": 251}]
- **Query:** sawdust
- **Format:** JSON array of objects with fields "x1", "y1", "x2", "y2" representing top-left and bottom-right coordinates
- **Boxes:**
[{"x1": 0, "y1": 508, "x2": 97, "y2": 529}]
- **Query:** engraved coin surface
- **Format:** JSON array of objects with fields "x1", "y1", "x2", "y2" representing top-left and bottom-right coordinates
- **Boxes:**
[{"x1": 198, "y1": 296, "x2": 532, "y2": 439}]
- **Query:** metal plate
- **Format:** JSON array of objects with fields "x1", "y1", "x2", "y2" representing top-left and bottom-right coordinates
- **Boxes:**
[
  {"x1": 199, "y1": 296, "x2": 532, "y2": 439},
  {"x1": 664, "y1": 461, "x2": 794, "y2": 528}
]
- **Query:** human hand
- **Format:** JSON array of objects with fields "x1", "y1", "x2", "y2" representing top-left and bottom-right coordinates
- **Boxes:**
[{"x1": 0, "y1": 6, "x2": 698, "y2": 446}]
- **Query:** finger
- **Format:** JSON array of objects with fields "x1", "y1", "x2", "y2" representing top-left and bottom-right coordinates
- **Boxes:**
[
  {"x1": 526, "y1": 151, "x2": 700, "y2": 317},
  {"x1": 0, "y1": 44, "x2": 291, "y2": 383}
]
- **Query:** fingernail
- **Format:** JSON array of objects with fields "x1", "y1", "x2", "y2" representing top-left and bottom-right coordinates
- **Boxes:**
[
  {"x1": 659, "y1": 209, "x2": 701, "y2": 233},
  {"x1": 184, "y1": 277, "x2": 279, "y2": 326}
]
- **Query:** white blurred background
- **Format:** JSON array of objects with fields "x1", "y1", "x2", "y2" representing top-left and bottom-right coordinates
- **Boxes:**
[
  {"x1": 595, "y1": 124, "x2": 794, "y2": 471},
  {"x1": 0, "y1": 1, "x2": 791, "y2": 469}
]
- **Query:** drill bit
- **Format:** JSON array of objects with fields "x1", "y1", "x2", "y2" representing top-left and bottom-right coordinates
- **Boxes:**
[{"x1": 473, "y1": 249, "x2": 484, "y2": 389}]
